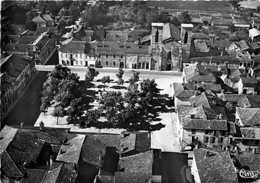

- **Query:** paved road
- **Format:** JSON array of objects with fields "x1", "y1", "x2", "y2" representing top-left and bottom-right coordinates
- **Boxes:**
[{"x1": 2, "y1": 51, "x2": 59, "y2": 128}]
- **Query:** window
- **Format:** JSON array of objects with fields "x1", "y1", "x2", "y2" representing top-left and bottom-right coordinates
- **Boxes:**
[
  {"x1": 99, "y1": 54, "x2": 101, "y2": 58},
  {"x1": 184, "y1": 31, "x2": 188, "y2": 44},
  {"x1": 61, "y1": 54, "x2": 63, "y2": 58},
  {"x1": 113, "y1": 55, "x2": 116, "y2": 58},
  {"x1": 106, "y1": 54, "x2": 108, "y2": 58},
  {"x1": 113, "y1": 61, "x2": 116, "y2": 66},
  {"x1": 99, "y1": 61, "x2": 101, "y2": 65},
  {"x1": 121, "y1": 55, "x2": 123, "y2": 58},
  {"x1": 106, "y1": 61, "x2": 108, "y2": 66},
  {"x1": 192, "y1": 130, "x2": 196, "y2": 134}
]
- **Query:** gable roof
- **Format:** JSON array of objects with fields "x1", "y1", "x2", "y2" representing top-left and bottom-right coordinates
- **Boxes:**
[
  {"x1": 42, "y1": 14, "x2": 54, "y2": 22},
  {"x1": 118, "y1": 150, "x2": 153, "y2": 173},
  {"x1": 176, "y1": 90, "x2": 196, "y2": 99},
  {"x1": 20, "y1": 169, "x2": 48, "y2": 183},
  {"x1": 42, "y1": 164, "x2": 63, "y2": 183},
  {"x1": 241, "y1": 77, "x2": 258, "y2": 86},
  {"x1": 183, "y1": 119, "x2": 228, "y2": 131},
  {"x1": 32, "y1": 16, "x2": 46, "y2": 23},
  {"x1": 194, "y1": 148, "x2": 238, "y2": 183},
  {"x1": 238, "y1": 95, "x2": 260, "y2": 108},
  {"x1": 114, "y1": 172, "x2": 151, "y2": 183},
  {"x1": 0, "y1": 125, "x2": 18, "y2": 154},
  {"x1": 236, "y1": 107, "x2": 260, "y2": 127},
  {"x1": 120, "y1": 132, "x2": 150, "y2": 154},
  {"x1": 6, "y1": 131, "x2": 46, "y2": 172},
  {"x1": 96, "y1": 41, "x2": 149, "y2": 55},
  {"x1": 234, "y1": 151, "x2": 260, "y2": 172},
  {"x1": 162, "y1": 23, "x2": 180, "y2": 42},
  {"x1": 183, "y1": 63, "x2": 211, "y2": 81},
  {"x1": 249, "y1": 28, "x2": 260, "y2": 40},
  {"x1": 1, "y1": 150, "x2": 24, "y2": 178},
  {"x1": 81, "y1": 135, "x2": 107, "y2": 167},
  {"x1": 58, "y1": 41, "x2": 87, "y2": 53},
  {"x1": 177, "y1": 105, "x2": 208, "y2": 120},
  {"x1": 56, "y1": 134, "x2": 85, "y2": 164}
]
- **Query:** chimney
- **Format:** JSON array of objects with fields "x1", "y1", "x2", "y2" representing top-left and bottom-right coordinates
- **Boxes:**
[{"x1": 39, "y1": 121, "x2": 44, "y2": 131}]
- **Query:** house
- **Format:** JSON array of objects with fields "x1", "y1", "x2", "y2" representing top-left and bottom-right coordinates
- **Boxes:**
[
  {"x1": 235, "y1": 107, "x2": 260, "y2": 127},
  {"x1": 236, "y1": 77, "x2": 258, "y2": 94},
  {"x1": 1, "y1": 54, "x2": 36, "y2": 118},
  {"x1": 1, "y1": 126, "x2": 52, "y2": 182},
  {"x1": 42, "y1": 14, "x2": 54, "y2": 27},
  {"x1": 32, "y1": 15, "x2": 47, "y2": 27},
  {"x1": 191, "y1": 148, "x2": 238, "y2": 183},
  {"x1": 176, "y1": 105, "x2": 231, "y2": 150},
  {"x1": 58, "y1": 40, "x2": 97, "y2": 67},
  {"x1": 182, "y1": 63, "x2": 215, "y2": 84}
]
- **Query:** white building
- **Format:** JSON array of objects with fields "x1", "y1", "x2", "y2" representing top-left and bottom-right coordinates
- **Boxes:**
[{"x1": 58, "y1": 40, "x2": 97, "y2": 67}]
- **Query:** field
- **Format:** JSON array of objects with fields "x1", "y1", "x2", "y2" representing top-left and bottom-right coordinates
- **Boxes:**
[{"x1": 146, "y1": 1, "x2": 233, "y2": 12}]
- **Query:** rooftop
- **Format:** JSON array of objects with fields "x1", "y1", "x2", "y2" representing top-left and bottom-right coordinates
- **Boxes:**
[
  {"x1": 236, "y1": 107, "x2": 260, "y2": 127},
  {"x1": 193, "y1": 148, "x2": 237, "y2": 183},
  {"x1": 183, "y1": 119, "x2": 228, "y2": 131},
  {"x1": 56, "y1": 134, "x2": 85, "y2": 164}
]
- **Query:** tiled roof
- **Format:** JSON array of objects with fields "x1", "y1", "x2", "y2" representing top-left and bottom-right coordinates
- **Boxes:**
[
  {"x1": 55, "y1": 163, "x2": 77, "y2": 183},
  {"x1": 58, "y1": 40, "x2": 87, "y2": 53},
  {"x1": 105, "y1": 30, "x2": 128, "y2": 42},
  {"x1": 189, "y1": 55, "x2": 240, "y2": 64},
  {"x1": 237, "y1": 40, "x2": 250, "y2": 51},
  {"x1": 236, "y1": 107, "x2": 260, "y2": 127},
  {"x1": 250, "y1": 42, "x2": 260, "y2": 50},
  {"x1": 234, "y1": 151, "x2": 260, "y2": 172},
  {"x1": 176, "y1": 90, "x2": 196, "y2": 99},
  {"x1": 56, "y1": 134, "x2": 85, "y2": 164},
  {"x1": 1, "y1": 54, "x2": 31, "y2": 78},
  {"x1": 1, "y1": 150, "x2": 24, "y2": 177},
  {"x1": 36, "y1": 26, "x2": 58, "y2": 34},
  {"x1": 120, "y1": 132, "x2": 150, "y2": 154},
  {"x1": 177, "y1": 105, "x2": 208, "y2": 120},
  {"x1": 188, "y1": 73, "x2": 216, "y2": 83},
  {"x1": 20, "y1": 169, "x2": 47, "y2": 183},
  {"x1": 89, "y1": 133, "x2": 121, "y2": 150},
  {"x1": 97, "y1": 41, "x2": 149, "y2": 55},
  {"x1": 42, "y1": 14, "x2": 54, "y2": 22},
  {"x1": 32, "y1": 16, "x2": 46, "y2": 23},
  {"x1": 193, "y1": 148, "x2": 238, "y2": 183},
  {"x1": 96, "y1": 175, "x2": 114, "y2": 183},
  {"x1": 0, "y1": 125, "x2": 18, "y2": 154},
  {"x1": 6, "y1": 131, "x2": 45, "y2": 174},
  {"x1": 241, "y1": 77, "x2": 258, "y2": 86},
  {"x1": 42, "y1": 164, "x2": 62, "y2": 183},
  {"x1": 162, "y1": 23, "x2": 180, "y2": 42},
  {"x1": 81, "y1": 135, "x2": 106, "y2": 167},
  {"x1": 118, "y1": 150, "x2": 153, "y2": 173},
  {"x1": 218, "y1": 93, "x2": 248, "y2": 102},
  {"x1": 183, "y1": 119, "x2": 228, "y2": 131},
  {"x1": 190, "y1": 92, "x2": 219, "y2": 109},
  {"x1": 114, "y1": 172, "x2": 151, "y2": 183},
  {"x1": 183, "y1": 63, "x2": 211, "y2": 81},
  {"x1": 182, "y1": 83, "x2": 222, "y2": 93},
  {"x1": 238, "y1": 95, "x2": 260, "y2": 108}
]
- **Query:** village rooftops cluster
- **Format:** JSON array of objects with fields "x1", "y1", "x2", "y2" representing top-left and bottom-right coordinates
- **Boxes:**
[{"x1": 173, "y1": 62, "x2": 260, "y2": 182}]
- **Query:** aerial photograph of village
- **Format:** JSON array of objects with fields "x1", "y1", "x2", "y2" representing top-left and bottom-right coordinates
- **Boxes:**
[{"x1": 1, "y1": 0, "x2": 260, "y2": 182}]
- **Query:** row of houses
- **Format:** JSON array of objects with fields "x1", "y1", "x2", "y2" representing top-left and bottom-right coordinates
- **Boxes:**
[
  {"x1": 172, "y1": 62, "x2": 260, "y2": 183},
  {"x1": 57, "y1": 22, "x2": 182, "y2": 71},
  {"x1": 0, "y1": 54, "x2": 36, "y2": 118},
  {"x1": 0, "y1": 124, "x2": 189, "y2": 183}
]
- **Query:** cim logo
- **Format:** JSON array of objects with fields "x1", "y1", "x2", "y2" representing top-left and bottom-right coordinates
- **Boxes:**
[{"x1": 239, "y1": 169, "x2": 259, "y2": 180}]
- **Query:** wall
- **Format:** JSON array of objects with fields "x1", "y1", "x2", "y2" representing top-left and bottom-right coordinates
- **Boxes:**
[{"x1": 191, "y1": 157, "x2": 201, "y2": 183}]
